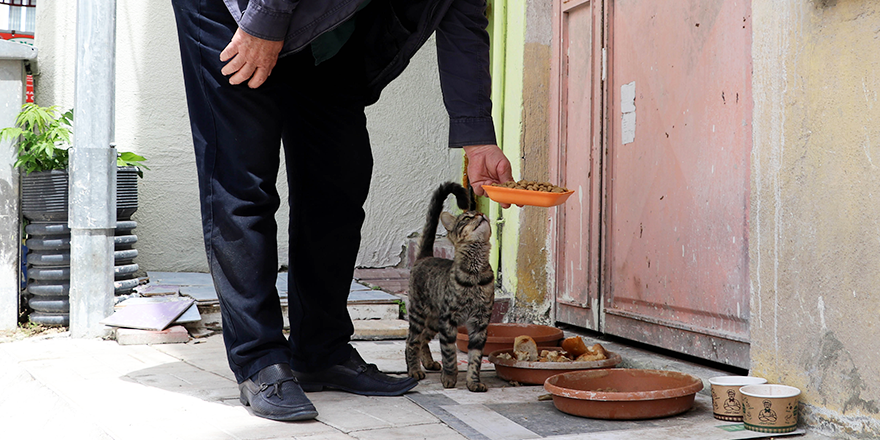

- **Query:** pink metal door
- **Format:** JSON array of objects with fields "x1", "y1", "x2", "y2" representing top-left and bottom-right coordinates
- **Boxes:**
[
  {"x1": 604, "y1": 0, "x2": 752, "y2": 368},
  {"x1": 549, "y1": 0, "x2": 605, "y2": 330}
]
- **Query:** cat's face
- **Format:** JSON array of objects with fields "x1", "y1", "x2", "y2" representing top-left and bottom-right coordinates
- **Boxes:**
[{"x1": 441, "y1": 211, "x2": 491, "y2": 244}]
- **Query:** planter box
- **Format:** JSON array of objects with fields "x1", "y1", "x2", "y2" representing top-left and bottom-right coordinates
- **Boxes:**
[
  {"x1": 21, "y1": 167, "x2": 141, "y2": 326},
  {"x1": 21, "y1": 167, "x2": 140, "y2": 222}
]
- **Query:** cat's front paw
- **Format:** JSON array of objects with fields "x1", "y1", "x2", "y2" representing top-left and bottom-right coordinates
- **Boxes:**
[
  {"x1": 441, "y1": 373, "x2": 458, "y2": 389},
  {"x1": 467, "y1": 381, "x2": 488, "y2": 392},
  {"x1": 408, "y1": 369, "x2": 426, "y2": 380}
]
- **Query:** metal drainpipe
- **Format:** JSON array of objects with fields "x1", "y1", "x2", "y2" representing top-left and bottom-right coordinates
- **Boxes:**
[{"x1": 69, "y1": 0, "x2": 117, "y2": 338}]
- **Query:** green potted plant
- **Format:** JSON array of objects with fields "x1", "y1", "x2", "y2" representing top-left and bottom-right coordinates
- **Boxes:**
[
  {"x1": 2, "y1": 103, "x2": 148, "y2": 326},
  {"x1": 0, "y1": 103, "x2": 147, "y2": 220}
]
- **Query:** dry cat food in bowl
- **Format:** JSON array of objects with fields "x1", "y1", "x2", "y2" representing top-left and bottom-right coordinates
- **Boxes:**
[
  {"x1": 489, "y1": 342, "x2": 622, "y2": 385},
  {"x1": 456, "y1": 323, "x2": 564, "y2": 354},
  {"x1": 483, "y1": 180, "x2": 574, "y2": 207},
  {"x1": 543, "y1": 369, "x2": 703, "y2": 420}
]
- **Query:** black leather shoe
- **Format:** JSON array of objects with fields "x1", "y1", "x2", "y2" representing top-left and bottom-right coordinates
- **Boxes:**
[
  {"x1": 294, "y1": 349, "x2": 418, "y2": 396},
  {"x1": 239, "y1": 364, "x2": 318, "y2": 421}
]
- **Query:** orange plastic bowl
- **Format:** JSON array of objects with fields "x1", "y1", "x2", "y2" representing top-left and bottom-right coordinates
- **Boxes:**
[{"x1": 483, "y1": 185, "x2": 575, "y2": 207}]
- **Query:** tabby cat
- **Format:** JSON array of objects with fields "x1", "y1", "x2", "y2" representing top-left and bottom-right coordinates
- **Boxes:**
[{"x1": 406, "y1": 182, "x2": 494, "y2": 392}]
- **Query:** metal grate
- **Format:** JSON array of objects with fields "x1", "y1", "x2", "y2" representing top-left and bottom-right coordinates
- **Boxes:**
[{"x1": 0, "y1": 1, "x2": 36, "y2": 7}]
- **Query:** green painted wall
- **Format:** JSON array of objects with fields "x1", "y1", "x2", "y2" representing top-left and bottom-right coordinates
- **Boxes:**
[{"x1": 486, "y1": 0, "x2": 554, "y2": 323}]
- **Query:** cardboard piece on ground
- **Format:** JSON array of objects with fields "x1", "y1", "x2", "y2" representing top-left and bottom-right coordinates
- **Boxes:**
[{"x1": 101, "y1": 299, "x2": 194, "y2": 331}]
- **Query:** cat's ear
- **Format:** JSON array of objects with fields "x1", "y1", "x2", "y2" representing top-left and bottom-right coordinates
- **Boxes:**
[{"x1": 440, "y1": 212, "x2": 456, "y2": 232}]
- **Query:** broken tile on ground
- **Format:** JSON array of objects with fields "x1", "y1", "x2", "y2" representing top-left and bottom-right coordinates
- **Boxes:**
[
  {"x1": 101, "y1": 299, "x2": 194, "y2": 331},
  {"x1": 115, "y1": 325, "x2": 191, "y2": 346},
  {"x1": 115, "y1": 296, "x2": 201, "y2": 324}
]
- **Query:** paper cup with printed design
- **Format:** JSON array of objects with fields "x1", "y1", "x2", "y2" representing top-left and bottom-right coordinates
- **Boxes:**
[
  {"x1": 740, "y1": 384, "x2": 800, "y2": 433},
  {"x1": 708, "y1": 376, "x2": 767, "y2": 421}
]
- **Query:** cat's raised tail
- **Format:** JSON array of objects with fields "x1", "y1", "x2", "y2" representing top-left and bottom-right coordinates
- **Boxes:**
[{"x1": 417, "y1": 182, "x2": 471, "y2": 260}]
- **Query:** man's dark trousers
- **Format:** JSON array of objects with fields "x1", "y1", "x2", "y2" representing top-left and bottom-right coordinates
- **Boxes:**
[{"x1": 172, "y1": 0, "x2": 371, "y2": 383}]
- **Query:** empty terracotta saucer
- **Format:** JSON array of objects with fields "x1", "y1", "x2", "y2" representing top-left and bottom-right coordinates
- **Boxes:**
[
  {"x1": 543, "y1": 369, "x2": 703, "y2": 420},
  {"x1": 488, "y1": 347, "x2": 622, "y2": 385},
  {"x1": 456, "y1": 323, "x2": 565, "y2": 353}
]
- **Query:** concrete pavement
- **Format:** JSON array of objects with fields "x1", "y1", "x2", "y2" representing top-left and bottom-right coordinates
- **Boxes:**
[
  {"x1": 0, "y1": 331, "x2": 466, "y2": 440},
  {"x1": 0, "y1": 327, "x2": 837, "y2": 439}
]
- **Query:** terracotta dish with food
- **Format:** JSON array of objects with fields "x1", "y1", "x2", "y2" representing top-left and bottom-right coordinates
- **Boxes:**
[{"x1": 489, "y1": 346, "x2": 622, "y2": 385}]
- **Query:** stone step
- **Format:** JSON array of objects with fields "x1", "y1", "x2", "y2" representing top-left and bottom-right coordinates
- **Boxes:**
[{"x1": 352, "y1": 319, "x2": 408, "y2": 340}]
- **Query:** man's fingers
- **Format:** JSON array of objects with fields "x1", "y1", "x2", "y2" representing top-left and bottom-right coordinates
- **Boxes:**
[
  {"x1": 229, "y1": 63, "x2": 257, "y2": 85},
  {"x1": 220, "y1": 43, "x2": 237, "y2": 62},
  {"x1": 497, "y1": 161, "x2": 513, "y2": 183},
  {"x1": 221, "y1": 54, "x2": 245, "y2": 77},
  {"x1": 471, "y1": 180, "x2": 487, "y2": 196},
  {"x1": 247, "y1": 67, "x2": 272, "y2": 89}
]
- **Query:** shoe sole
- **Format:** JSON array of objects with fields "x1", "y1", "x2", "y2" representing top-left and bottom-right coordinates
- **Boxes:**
[{"x1": 239, "y1": 393, "x2": 319, "y2": 421}]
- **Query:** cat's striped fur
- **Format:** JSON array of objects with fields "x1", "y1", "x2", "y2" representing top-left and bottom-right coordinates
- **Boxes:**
[{"x1": 406, "y1": 182, "x2": 494, "y2": 392}]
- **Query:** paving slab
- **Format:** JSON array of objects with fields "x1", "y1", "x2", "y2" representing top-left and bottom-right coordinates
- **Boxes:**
[
  {"x1": 0, "y1": 335, "x2": 364, "y2": 440},
  {"x1": 348, "y1": 289, "x2": 399, "y2": 303},
  {"x1": 180, "y1": 284, "x2": 219, "y2": 302},
  {"x1": 350, "y1": 279, "x2": 372, "y2": 292},
  {"x1": 351, "y1": 339, "x2": 494, "y2": 375},
  {"x1": 350, "y1": 422, "x2": 467, "y2": 440},
  {"x1": 0, "y1": 346, "x2": 113, "y2": 440},
  {"x1": 147, "y1": 271, "x2": 214, "y2": 286},
  {"x1": 308, "y1": 392, "x2": 435, "y2": 433},
  {"x1": 407, "y1": 388, "x2": 807, "y2": 440},
  {"x1": 155, "y1": 273, "x2": 393, "y2": 309},
  {"x1": 0, "y1": 327, "x2": 832, "y2": 440}
]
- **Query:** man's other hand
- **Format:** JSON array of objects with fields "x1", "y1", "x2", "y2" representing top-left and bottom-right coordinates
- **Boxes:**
[{"x1": 220, "y1": 28, "x2": 284, "y2": 89}]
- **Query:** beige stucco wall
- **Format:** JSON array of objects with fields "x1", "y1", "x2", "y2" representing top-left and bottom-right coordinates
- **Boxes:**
[
  {"x1": 34, "y1": 2, "x2": 459, "y2": 274},
  {"x1": 751, "y1": 1, "x2": 880, "y2": 436},
  {"x1": 512, "y1": 0, "x2": 554, "y2": 323}
]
